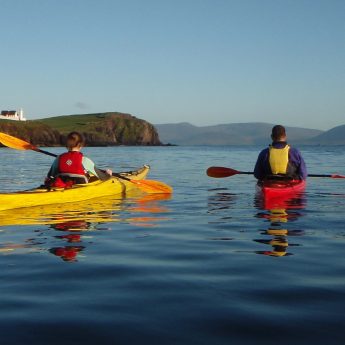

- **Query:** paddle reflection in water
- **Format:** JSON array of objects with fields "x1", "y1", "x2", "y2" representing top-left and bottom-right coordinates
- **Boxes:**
[
  {"x1": 254, "y1": 191, "x2": 307, "y2": 257},
  {"x1": 207, "y1": 188, "x2": 237, "y2": 216},
  {"x1": 207, "y1": 188, "x2": 239, "y2": 241},
  {"x1": 0, "y1": 191, "x2": 171, "y2": 262}
]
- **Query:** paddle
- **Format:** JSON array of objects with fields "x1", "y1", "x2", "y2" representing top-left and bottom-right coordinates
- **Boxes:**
[
  {"x1": 0, "y1": 132, "x2": 173, "y2": 194},
  {"x1": 206, "y1": 166, "x2": 345, "y2": 179}
]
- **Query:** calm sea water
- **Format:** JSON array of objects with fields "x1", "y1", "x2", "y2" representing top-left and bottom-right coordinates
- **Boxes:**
[{"x1": 0, "y1": 145, "x2": 344, "y2": 345}]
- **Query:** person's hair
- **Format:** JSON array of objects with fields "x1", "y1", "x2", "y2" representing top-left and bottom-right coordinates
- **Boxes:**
[
  {"x1": 66, "y1": 131, "x2": 85, "y2": 150},
  {"x1": 271, "y1": 125, "x2": 286, "y2": 141}
]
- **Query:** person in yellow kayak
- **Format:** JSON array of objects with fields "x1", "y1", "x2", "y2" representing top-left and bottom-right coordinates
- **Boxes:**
[
  {"x1": 45, "y1": 131, "x2": 112, "y2": 188},
  {"x1": 254, "y1": 125, "x2": 307, "y2": 180}
]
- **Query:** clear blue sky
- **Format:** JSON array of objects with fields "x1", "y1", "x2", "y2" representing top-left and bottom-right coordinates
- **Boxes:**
[{"x1": 1, "y1": 0, "x2": 344, "y2": 130}]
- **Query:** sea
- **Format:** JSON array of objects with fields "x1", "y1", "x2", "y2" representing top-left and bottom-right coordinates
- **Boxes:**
[{"x1": 0, "y1": 145, "x2": 344, "y2": 345}]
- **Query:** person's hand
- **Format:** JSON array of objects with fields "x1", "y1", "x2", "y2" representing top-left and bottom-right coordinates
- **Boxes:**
[
  {"x1": 105, "y1": 169, "x2": 112, "y2": 176},
  {"x1": 44, "y1": 176, "x2": 53, "y2": 186}
]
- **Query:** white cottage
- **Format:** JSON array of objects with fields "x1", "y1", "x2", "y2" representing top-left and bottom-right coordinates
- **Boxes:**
[{"x1": 0, "y1": 109, "x2": 26, "y2": 121}]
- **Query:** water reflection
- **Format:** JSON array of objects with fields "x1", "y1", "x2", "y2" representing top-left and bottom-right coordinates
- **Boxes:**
[
  {"x1": 0, "y1": 191, "x2": 171, "y2": 262},
  {"x1": 50, "y1": 245, "x2": 85, "y2": 262},
  {"x1": 207, "y1": 188, "x2": 237, "y2": 223},
  {"x1": 254, "y1": 191, "x2": 306, "y2": 257},
  {"x1": 207, "y1": 187, "x2": 307, "y2": 256},
  {"x1": 48, "y1": 220, "x2": 92, "y2": 261}
]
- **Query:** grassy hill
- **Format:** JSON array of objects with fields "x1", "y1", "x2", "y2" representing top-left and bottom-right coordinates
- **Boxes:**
[
  {"x1": 38, "y1": 112, "x2": 161, "y2": 145},
  {"x1": 0, "y1": 112, "x2": 161, "y2": 146}
]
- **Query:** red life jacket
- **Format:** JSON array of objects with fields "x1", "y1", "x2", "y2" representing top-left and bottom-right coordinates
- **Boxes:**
[{"x1": 58, "y1": 151, "x2": 86, "y2": 175}]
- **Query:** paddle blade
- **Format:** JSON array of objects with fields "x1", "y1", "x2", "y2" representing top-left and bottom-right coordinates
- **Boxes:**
[
  {"x1": 206, "y1": 166, "x2": 240, "y2": 178},
  {"x1": 331, "y1": 174, "x2": 345, "y2": 179},
  {"x1": 0, "y1": 132, "x2": 35, "y2": 150},
  {"x1": 131, "y1": 179, "x2": 173, "y2": 194}
]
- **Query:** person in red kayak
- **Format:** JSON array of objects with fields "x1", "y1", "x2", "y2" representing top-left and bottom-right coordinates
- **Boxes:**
[
  {"x1": 254, "y1": 125, "x2": 307, "y2": 180},
  {"x1": 45, "y1": 131, "x2": 112, "y2": 188}
]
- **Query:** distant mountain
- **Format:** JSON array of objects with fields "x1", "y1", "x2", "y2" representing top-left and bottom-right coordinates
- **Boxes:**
[
  {"x1": 155, "y1": 122, "x2": 324, "y2": 145},
  {"x1": 302, "y1": 124, "x2": 345, "y2": 145}
]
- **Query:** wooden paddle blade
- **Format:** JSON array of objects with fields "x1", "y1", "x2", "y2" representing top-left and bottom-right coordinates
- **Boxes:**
[
  {"x1": 0, "y1": 132, "x2": 36, "y2": 150},
  {"x1": 131, "y1": 179, "x2": 173, "y2": 194},
  {"x1": 206, "y1": 166, "x2": 240, "y2": 178}
]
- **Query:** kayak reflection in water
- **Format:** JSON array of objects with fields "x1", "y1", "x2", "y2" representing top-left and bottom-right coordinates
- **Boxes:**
[
  {"x1": 0, "y1": 190, "x2": 172, "y2": 261},
  {"x1": 255, "y1": 191, "x2": 306, "y2": 257},
  {"x1": 49, "y1": 219, "x2": 91, "y2": 262},
  {"x1": 45, "y1": 131, "x2": 113, "y2": 188},
  {"x1": 50, "y1": 246, "x2": 85, "y2": 262},
  {"x1": 255, "y1": 208, "x2": 305, "y2": 257},
  {"x1": 254, "y1": 125, "x2": 307, "y2": 182},
  {"x1": 46, "y1": 193, "x2": 172, "y2": 262}
]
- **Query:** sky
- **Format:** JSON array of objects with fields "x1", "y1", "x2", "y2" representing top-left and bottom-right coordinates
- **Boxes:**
[{"x1": 1, "y1": 0, "x2": 344, "y2": 130}]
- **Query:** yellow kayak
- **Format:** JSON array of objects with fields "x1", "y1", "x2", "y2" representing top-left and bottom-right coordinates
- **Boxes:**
[
  {"x1": 0, "y1": 190, "x2": 172, "y2": 227},
  {"x1": 0, "y1": 165, "x2": 150, "y2": 211}
]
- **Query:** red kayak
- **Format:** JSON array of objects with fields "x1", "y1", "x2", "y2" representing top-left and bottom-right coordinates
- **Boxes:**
[
  {"x1": 256, "y1": 179, "x2": 306, "y2": 209},
  {"x1": 258, "y1": 179, "x2": 306, "y2": 198}
]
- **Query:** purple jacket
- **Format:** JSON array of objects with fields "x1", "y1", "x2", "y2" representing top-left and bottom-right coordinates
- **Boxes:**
[{"x1": 254, "y1": 142, "x2": 307, "y2": 180}]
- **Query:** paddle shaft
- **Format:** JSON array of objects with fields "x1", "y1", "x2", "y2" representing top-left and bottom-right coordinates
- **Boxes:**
[
  {"x1": 231, "y1": 172, "x2": 343, "y2": 178},
  {"x1": 33, "y1": 147, "x2": 58, "y2": 158},
  {"x1": 206, "y1": 166, "x2": 345, "y2": 179},
  {"x1": 225, "y1": 171, "x2": 342, "y2": 178},
  {"x1": 308, "y1": 173, "x2": 345, "y2": 178}
]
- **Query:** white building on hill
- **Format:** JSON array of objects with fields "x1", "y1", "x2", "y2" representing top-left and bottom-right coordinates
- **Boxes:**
[{"x1": 0, "y1": 109, "x2": 26, "y2": 121}]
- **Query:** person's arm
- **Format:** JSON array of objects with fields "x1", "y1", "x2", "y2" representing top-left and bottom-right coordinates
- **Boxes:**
[
  {"x1": 297, "y1": 150, "x2": 307, "y2": 180},
  {"x1": 47, "y1": 157, "x2": 59, "y2": 177},
  {"x1": 289, "y1": 148, "x2": 307, "y2": 180},
  {"x1": 94, "y1": 167, "x2": 113, "y2": 181},
  {"x1": 82, "y1": 157, "x2": 112, "y2": 181},
  {"x1": 254, "y1": 150, "x2": 267, "y2": 180}
]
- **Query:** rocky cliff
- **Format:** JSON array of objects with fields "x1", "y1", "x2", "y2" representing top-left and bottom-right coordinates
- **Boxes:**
[
  {"x1": 0, "y1": 112, "x2": 161, "y2": 146},
  {"x1": 0, "y1": 120, "x2": 61, "y2": 146}
]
